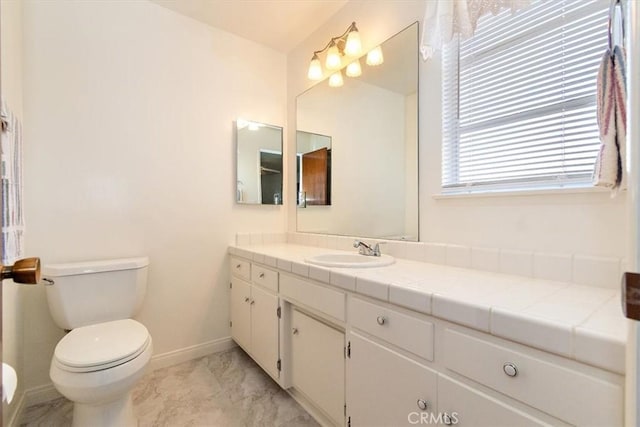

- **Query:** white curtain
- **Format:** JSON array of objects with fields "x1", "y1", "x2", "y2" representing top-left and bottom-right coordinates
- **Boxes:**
[
  {"x1": 420, "y1": 0, "x2": 532, "y2": 60},
  {"x1": 1, "y1": 99, "x2": 25, "y2": 264}
]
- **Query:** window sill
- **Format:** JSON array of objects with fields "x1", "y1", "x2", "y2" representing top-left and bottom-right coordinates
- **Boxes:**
[{"x1": 432, "y1": 186, "x2": 621, "y2": 200}]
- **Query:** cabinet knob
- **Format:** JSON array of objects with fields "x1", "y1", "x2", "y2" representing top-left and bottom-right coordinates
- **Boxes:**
[
  {"x1": 292, "y1": 328, "x2": 299, "y2": 335},
  {"x1": 250, "y1": 299, "x2": 255, "y2": 305},
  {"x1": 259, "y1": 272, "x2": 265, "y2": 278},
  {"x1": 416, "y1": 399, "x2": 428, "y2": 411},
  {"x1": 503, "y1": 362, "x2": 518, "y2": 377},
  {"x1": 236, "y1": 264, "x2": 241, "y2": 269},
  {"x1": 376, "y1": 316, "x2": 387, "y2": 325},
  {"x1": 244, "y1": 297, "x2": 250, "y2": 303}
]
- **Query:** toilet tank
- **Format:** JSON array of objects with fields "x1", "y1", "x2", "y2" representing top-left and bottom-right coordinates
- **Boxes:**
[{"x1": 42, "y1": 257, "x2": 149, "y2": 330}]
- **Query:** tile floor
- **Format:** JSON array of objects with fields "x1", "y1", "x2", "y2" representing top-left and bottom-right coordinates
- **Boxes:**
[{"x1": 20, "y1": 347, "x2": 319, "y2": 427}]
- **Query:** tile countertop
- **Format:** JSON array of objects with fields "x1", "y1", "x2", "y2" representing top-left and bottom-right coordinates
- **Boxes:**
[{"x1": 228, "y1": 243, "x2": 627, "y2": 375}]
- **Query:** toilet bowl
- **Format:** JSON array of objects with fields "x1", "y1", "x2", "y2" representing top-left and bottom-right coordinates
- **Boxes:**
[
  {"x1": 43, "y1": 258, "x2": 152, "y2": 427},
  {"x1": 50, "y1": 319, "x2": 153, "y2": 427}
]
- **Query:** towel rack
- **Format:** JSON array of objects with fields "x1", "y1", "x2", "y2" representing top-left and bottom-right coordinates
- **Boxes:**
[{"x1": 608, "y1": 0, "x2": 625, "y2": 55}]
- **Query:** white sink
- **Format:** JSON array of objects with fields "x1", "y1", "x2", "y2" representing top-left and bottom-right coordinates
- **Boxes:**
[{"x1": 305, "y1": 253, "x2": 395, "y2": 268}]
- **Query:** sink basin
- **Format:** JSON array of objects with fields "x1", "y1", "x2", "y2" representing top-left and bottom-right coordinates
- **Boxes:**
[{"x1": 305, "y1": 253, "x2": 395, "y2": 268}]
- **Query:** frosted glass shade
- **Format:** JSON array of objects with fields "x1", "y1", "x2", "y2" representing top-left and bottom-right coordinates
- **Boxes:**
[
  {"x1": 325, "y1": 43, "x2": 342, "y2": 70},
  {"x1": 307, "y1": 55, "x2": 323, "y2": 80},
  {"x1": 344, "y1": 30, "x2": 362, "y2": 56},
  {"x1": 346, "y1": 60, "x2": 362, "y2": 77},
  {"x1": 366, "y1": 46, "x2": 384, "y2": 66},
  {"x1": 328, "y1": 71, "x2": 344, "y2": 87}
]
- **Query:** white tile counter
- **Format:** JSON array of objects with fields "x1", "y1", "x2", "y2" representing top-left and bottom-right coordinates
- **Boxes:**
[{"x1": 228, "y1": 243, "x2": 626, "y2": 374}]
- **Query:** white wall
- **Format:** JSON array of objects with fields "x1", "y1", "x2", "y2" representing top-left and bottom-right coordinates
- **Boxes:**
[
  {"x1": 287, "y1": 1, "x2": 627, "y2": 258},
  {"x1": 21, "y1": 0, "x2": 286, "y2": 390},
  {"x1": 1, "y1": 0, "x2": 25, "y2": 422}
]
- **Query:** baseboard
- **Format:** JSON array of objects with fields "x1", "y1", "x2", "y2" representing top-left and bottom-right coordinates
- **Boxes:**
[
  {"x1": 22, "y1": 383, "x2": 62, "y2": 410},
  {"x1": 148, "y1": 336, "x2": 236, "y2": 371},
  {"x1": 13, "y1": 337, "x2": 237, "y2": 425}
]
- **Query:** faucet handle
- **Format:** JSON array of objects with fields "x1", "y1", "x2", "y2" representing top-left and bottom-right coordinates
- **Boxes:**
[{"x1": 373, "y1": 241, "x2": 386, "y2": 256}]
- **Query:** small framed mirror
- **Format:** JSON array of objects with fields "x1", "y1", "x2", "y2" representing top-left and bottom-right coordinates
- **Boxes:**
[{"x1": 236, "y1": 119, "x2": 283, "y2": 205}]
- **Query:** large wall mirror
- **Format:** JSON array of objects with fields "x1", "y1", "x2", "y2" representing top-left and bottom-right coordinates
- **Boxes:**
[
  {"x1": 236, "y1": 119, "x2": 283, "y2": 205},
  {"x1": 296, "y1": 22, "x2": 419, "y2": 240}
]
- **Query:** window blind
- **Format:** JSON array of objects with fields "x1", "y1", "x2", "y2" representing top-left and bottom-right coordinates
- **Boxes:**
[{"x1": 442, "y1": 0, "x2": 609, "y2": 192}]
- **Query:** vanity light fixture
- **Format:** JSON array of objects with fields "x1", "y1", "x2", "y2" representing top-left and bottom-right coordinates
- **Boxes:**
[{"x1": 307, "y1": 22, "x2": 363, "y2": 83}]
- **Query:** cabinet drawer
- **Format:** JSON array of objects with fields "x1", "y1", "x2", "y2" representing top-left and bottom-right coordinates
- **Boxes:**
[
  {"x1": 443, "y1": 329, "x2": 623, "y2": 426},
  {"x1": 230, "y1": 257, "x2": 251, "y2": 281},
  {"x1": 438, "y1": 374, "x2": 554, "y2": 427},
  {"x1": 350, "y1": 297, "x2": 434, "y2": 361},
  {"x1": 280, "y1": 274, "x2": 345, "y2": 322},
  {"x1": 251, "y1": 264, "x2": 278, "y2": 292}
]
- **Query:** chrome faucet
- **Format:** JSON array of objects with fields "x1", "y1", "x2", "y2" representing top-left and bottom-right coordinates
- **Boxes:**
[{"x1": 353, "y1": 240, "x2": 383, "y2": 257}]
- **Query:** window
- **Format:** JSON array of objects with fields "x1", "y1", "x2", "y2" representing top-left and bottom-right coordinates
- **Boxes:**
[{"x1": 442, "y1": 0, "x2": 609, "y2": 193}]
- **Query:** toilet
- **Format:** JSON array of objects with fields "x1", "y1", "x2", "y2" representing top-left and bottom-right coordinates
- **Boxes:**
[{"x1": 42, "y1": 257, "x2": 153, "y2": 427}]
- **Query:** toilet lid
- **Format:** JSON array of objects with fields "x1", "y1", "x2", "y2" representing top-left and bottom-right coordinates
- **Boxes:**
[{"x1": 54, "y1": 319, "x2": 150, "y2": 371}]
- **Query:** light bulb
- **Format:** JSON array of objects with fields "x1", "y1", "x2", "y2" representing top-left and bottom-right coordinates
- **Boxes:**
[
  {"x1": 346, "y1": 59, "x2": 362, "y2": 77},
  {"x1": 328, "y1": 71, "x2": 344, "y2": 87},
  {"x1": 366, "y1": 46, "x2": 384, "y2": 66},
  {"x1": 307, "y1": 54, "x2": 323, "y2": 80},
  {"x1": 325, "y1": 41, "x2": 342, "y2": 70},
  {"x1": 344, "y1": 27, "x2": 362, "y2": 56}
]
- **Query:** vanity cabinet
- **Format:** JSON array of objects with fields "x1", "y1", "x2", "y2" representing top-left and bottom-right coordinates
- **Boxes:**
[
  {"x1": 290, "y1": 308, "x2": 345, "y2": 426},
  {"x1": 230, "y1": 258, "x2": 280, "y2": 380},
  {"x1": 346, "y1": 331, "x2": 437, "y2": 427},
  {"x1": 228, "y1": 252, "x2": 624, "y2": 427}
]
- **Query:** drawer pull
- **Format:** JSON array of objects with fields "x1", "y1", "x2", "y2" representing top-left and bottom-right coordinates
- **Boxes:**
[
  {"x1": 259, "y1": 272, "x2": 265, "y2": 278},
  {"x1": 236, "y1": 264, "x2": 241, "y2": 269},
  {"x1": 376, "y1": 316, "x2": 387, "y2": 325},
  {"x1": 416, "y1": 399, "x2": 428, "y2": 411},
  {"x1": 292, "y1": 327, "x2": 299, "y2": 335},
  {"x1": 503, "y1": 362, "x2": 518, "y2": 377}
]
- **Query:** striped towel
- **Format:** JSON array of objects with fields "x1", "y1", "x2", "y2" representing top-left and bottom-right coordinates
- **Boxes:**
[
  {"x1": 1, "y1": 99, "x2": 25, "y2": 264},
  {"x1": 593, "y1": 46, "x2": 627, "y2": 191}
]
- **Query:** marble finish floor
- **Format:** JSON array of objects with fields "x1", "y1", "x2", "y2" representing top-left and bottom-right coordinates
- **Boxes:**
[{"x1": 20, "y1": 347, "x2": 319, "y2": 427}]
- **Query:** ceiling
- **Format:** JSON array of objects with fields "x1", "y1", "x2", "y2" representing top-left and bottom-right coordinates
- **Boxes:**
[{"x1": 150, "y1": 0, "x2": 348, "y2": 53}]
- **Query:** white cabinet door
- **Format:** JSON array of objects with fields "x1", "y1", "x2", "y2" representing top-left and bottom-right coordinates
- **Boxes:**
[
  {"x1": 251, "y1": 284, "x2": 279, "y2": 378},
  {"x1": 437, "y1": 375, "x2": 551, "y2": 427},
  {"x1": 230, "y1": 277, "x2": 251, "y2": 351},
  {"x1": 291, "y1": 309, "x2": 345, "y2": 426},
  {"x1": 347, "y1": 332, "x2": 437, "y2": 427}
]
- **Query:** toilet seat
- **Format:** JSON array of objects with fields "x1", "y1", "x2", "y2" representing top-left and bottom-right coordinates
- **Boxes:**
[{"x1": 54, "y1": 319, "x2": 150, "y2": 373}]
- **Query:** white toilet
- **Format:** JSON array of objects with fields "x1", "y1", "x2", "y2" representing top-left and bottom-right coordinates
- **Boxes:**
[{"x1": 43, "y1": 257, "x2": 153, "y2": 427}]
